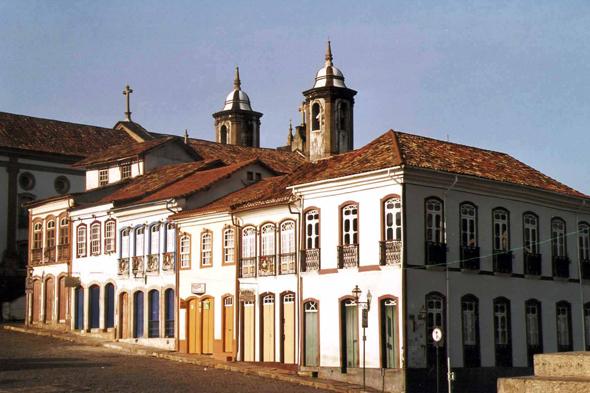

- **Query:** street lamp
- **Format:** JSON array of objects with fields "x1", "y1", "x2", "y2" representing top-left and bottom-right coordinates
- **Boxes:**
[{"x1": 352, "y1": 285, "x2": 372, "y2": 390}]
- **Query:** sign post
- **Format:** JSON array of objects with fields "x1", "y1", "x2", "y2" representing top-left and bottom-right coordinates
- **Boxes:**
[{"x1": 432, "y1": 327, "x2": 443, "y2": 393}]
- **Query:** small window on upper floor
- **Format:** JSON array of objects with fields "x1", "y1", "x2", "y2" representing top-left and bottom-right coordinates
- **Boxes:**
[
  {"x1": 90, "y1": 223, "x2": 101, "y2": 255},
  {"x1": 201, "y1": 232, "x2": 212, "y2": 266},
  {"x1": 180, "y1": 235, "x2": 190, "y2": 268},
  {"x1": 105, "y1": 220, "x2": 116, "y2": 254},
  {"x1": 54, "y1": 176, "x2": 70, "y2": 194},
  {"x1": 247, "y1": 171, "x2": 262, "y2": 183},
  {"x1": 99, "y1": 169, "x2": 108, "y2": 186},
  {"x1": 33, "y1": 222, "x2": 42, "y2": 249},
  {"x1": 223, "y1": 228, "x2": 235, "y2": 264},
  {"x1": 59, "y1": 217, "x2": 69, "y2": 245},
  {"x1": 121, "y1": 164, "x2": 131, "y2": 180}
]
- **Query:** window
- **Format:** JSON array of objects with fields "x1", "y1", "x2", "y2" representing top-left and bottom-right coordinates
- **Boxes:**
[
  {"x1": 223, "y1": 228, "x2": 234, "y2": 264},
  {"x1": 556, "y1": 301, "x2": 572, "y2": 352},
  {"x1": 261, "y1": 224, "x2": 275, "y2": 256},
  {"x1": 77, "y1": 225, "x2": 87, "y2": 257},
  {"x1": 525, "y1": 299, "x2": 543, "y2": 367},
  {"x1": 246, "y1": 171, "x2": 262, "y2": 183},
  {"x1": 460, "y1": 203, "x2": 477, "y2": 247},
  {"x1": 494, "y1": 301, "x2": 509, "y2": 345},
  {"x1": 494, "y1": 297, "x2": 512, "y2": 367},
  {"x1": 135, "y1": 227, "x2": 144, "y2": 256},
  {"x1": 19, "y1": 172, "x2": 35, "y2": 190},
  {"x1": 220, "y1": 125, "x2": 228, "y2": 144},
  {"x1": 54, "y1": 176, "x2": 70, "y2": 194},
  {"x1": 46, "y1": 220, "x2": 56, "y2": 248},
  {"x1": 121, "y1": 164, "x2": 131, "y2": 180},
  {"x1": 280, "y1": 221, "x2": 296, "y2": 274},
  {"x1": 579, "y1": 223, "x2": 590, "y2": 260},
  {"x1": 180, "y1": 235, "x2": 190, "y2": 268},
  {"x1": 105, "y1": 220, "x2": 115, "y2": 253},
  {"x1": 342, "y1": 204, "x2": 358, "y2": 245},
  {"x1": 201, "y1": 232, "x2": 212, "y2": 266},
  {"x1": 121, "y1": 229, "x2": 130, "y2": 258},
  {"x1": 305, "y1": 210, "x2": 319, "y2": 249},
  {"x1": 90, "y1": 222, "x2": 101, "y2": 255},
  {"x1": 461, "y1": 295, "x2": 480, "y2": 367},
  {"x1": 426, "y1": 199, "x2": 443, "y2": 243},
  {"x1": 150, "y1": 224, "x2": 160, "y2": 255},
  {"x1": 241, "y1": 227, "x2": 256, "y2": 277},
  {"x1": 493, "y1": 208, "x2": 509, "y2": 251},
  {"x1": 33, "y1": 222, "x2": 42, "y2": 249},
  {"x1": 426, "y1": 293, "x2": 446, "y2": 368},
  {"x1": 552, "y1": 218, "x2": 566, "y2": 258},
  {"x1": 311, "y1": 103, "x2": 320, "y2": 131},
  {"x1": 166, "y1": 223, "x2": 175, "y2": 252},
  {"x1": 383, "y1": 198, "x2": 401, "y2": 241},
  {"x1": 59, "y1": 217, "x2": 69, "y2": 245},
  {"x1": 524, "y1": 213, "x2": 539, "y2": 254},
  {"x1": 99, "y1": 169, "x2": 108, "y2": 186}
]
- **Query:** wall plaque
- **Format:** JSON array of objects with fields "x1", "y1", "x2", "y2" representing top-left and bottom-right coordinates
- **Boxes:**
[
  {"x1": 64, "y1": 277, "x2": 81, "y2": 287},
  {"x1": 191, "y1": 283, "x2": 206, "y2": 295}
]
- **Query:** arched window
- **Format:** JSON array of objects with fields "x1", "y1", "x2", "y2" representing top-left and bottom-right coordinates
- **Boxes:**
[
  {"x1": 556, "y1": 301, "x2": 572, "y2": 352},
  {"x1": 201, "y1": 232, "x2": 212, "y2": 266},
  {"x1": 493, "y1": 208, "x2": 509, "y2": 251},
  {"x1": 33, "y1": 222, "x2": 42, "y2": 250},
  {"x1": 580, "y1": 223, "x2": 590, "y2": 261},
  {"x1": 280, "y1": 221, "x2": 296, "y2": 274},
  {"x1": 425, "y1": 198, "x2": 443, "y2": 244},
  {"x1": 261, "y1": 224, "x2": 275, "y2": 256},
  {"x1": 241, "y1": 227, "x2": 256, "y2": 277},
  {"x1": 166, "y1": 223, "x2": 175, "y2": 253},
  {"x1": 150, "y1": 224, "x2": 160, "y2": 255},
  {"x1": 46, "y1": 220, "x2": 56, "y2": 249},
  {"x1": 524, "y1": 213, "x2": 539, "y2": 254},
  {"x1": 180, "y1": 235, "x2": 190, "y2": 268},
  {"x1": 59, "y1": 217, "x2": 69, "y2": 246},
  {"x1": 220, "y1": 125, "x2": 228, "y2": 144},
  {"x1": 77, "y1": 224, "x2": 87, "y2": 258},
  {"x1": 223, "y1": 228, "x2": 234, "y2": 264},
  {"x1": 105, "y1": 220, "x2": 116, "y2": 253},
  {"x1": 305, "y1": 210, "x2": 319, "y2": 249},
  {"x1": 311, "y1": 103, "x2": 320, "y2": 131},
  {"x1": 552, "y1": 218, "x2": 566, "y2": 258},
  {"x1": 165, "y1": 289, "x2": 175, "y2": 338},
  {"x1": 135, "y1": 227, "x2": 144, "y2": 256},
  {"x1": 341, "y1": 205, "x2": 358, "y2": 245},
  {"x1": 121, "y1": 229, "x2": 130, "y2": 258},
  {"x1": 426, "y1": 293, "x2": 445, "y2": 368},
  {"x1": 90, "y1": 222, "x2": 101, "y2": 255},
  {"x1": 460, "y1": 203, "x2": 477, "y2": 247},
  {"x1": 383, "y1": 198, "x2": 401, "y2": 241},
  {"x1": 525, "y1": 299, "x2": 543, "y2": 366}
]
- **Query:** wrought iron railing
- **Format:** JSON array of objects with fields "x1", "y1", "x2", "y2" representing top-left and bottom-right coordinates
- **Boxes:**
[
  {"x1": 553, "y1": 256, "x2": 570, "y2": 278},
  {"x1": 425, "y1": 242, "x2": 447, "y2": 267},
  {"x1": 146, "y1": 254, "x2": 160, "y2": 274},
  {"x1": 131, "y1": 256, "x2": 144, "y2": 278},
  {"x1": 31, "y1": 248, "x2": 42, "y2": 264},
  {"x1": 118, "y1": 257, "x2": 129, "y2": 277},
  {"x1": 493, "y1": 251, "x2": 513, "y2": 274},
  {"x1": 258, "y1": 255, "x2": 276, "y2": 276},
  {"x1": 301, "y1": 249, "x2": 320, "y2": 272},
  {"x1": 165, "y1": 319, "x2": 174, "y2": 338},
  {"x1": 148, "y1": 320, "x2": 159, "y2": 338},
  {"x1": 338, "y1": 244, "x2": 359, "y2": 269},
  {"x1": 279, "y1": 253, "x2": 296, "y2": 274},
  {"x1": 240, "y1": 257, "x2": 256, "y2": 278},
  {"x1": 162, "y1": 252, "x2": 175, "y2": 272},
  {"x1": 380, "y1": 240, "x2": 401, "y2": 266},
  {"x1": 524, "y1": 253, "x2": 542, "y2": 276},
  {"x1": 57, "y1": 244, "x2": 69, "y2": 261},
  {"x1": 460, "y1": 246, "x2": 480, "y2": 270}
]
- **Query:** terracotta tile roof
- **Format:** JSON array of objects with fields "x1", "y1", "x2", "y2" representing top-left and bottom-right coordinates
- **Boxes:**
[
  {"x1": 0, "y1": 111, "x2": 135, "y2": 157},
  {"x1": 187, "y1": 138, "x2": 305, "y2": 174},
  {"x1": 72, "y1": 137, "x2": 200, "y2": 168}
]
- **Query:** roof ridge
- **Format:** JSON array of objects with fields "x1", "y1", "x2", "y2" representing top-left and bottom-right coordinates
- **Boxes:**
[
  {"x1": 0, "y1": 111, "x2": 116, "y2": 131},
  {"x1": 395, "y1": 130, "x2": 511, "y2": 157}
]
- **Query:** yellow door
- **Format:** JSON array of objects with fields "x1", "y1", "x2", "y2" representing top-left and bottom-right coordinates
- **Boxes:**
[
  {"x1": 202, "y1": 299, "x2": 214, "y2": 354},
  {"x1": 224, "y1": 297, "x2": 234, "y2": 352},
  {"x1": 263, "y1": 295, "x2": 275, "y2": 362},
  {"x1": 189, "y1": 299, "x2": 198, "y2": 354},
  {"x1": 244, "y1": 301, "x2": 255, "y2": 361},
  {"x1": 283, "y1": 295, "x2": 295, "y2": 364}
]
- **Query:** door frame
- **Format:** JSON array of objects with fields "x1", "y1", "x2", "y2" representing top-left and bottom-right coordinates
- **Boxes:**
[{"x1": 280, "y1": 291, "x2": 296, "y2": 364}]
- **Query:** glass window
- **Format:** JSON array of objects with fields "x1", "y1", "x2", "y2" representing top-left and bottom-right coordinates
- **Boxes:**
[
  {"x1": 384, "y1": 198, "x2": 402, "y2": 241},
  {"x1": 180, "y1": 235, "x2": 190, "y2": 268},
  {"x1": 77, "y1": 225, "x2": 86, "y2": 257},
  {"x1": 493, "y1": 209, "x2": 509, "y2": 251},
  {"x1": 33, "y1": 222, "x2": 42, "y2": 249},
  {"x1": 494, "y1": 301, "x2": 509, "y2": 345},
  {"x1": 462, "y1": 298, "x2": 477, "y2": 345},
  {"x1": 306, "y1": 210, "x2": 319, "y2": 249},
  {"x1": 223, "y1": 229, "x2": 234, "y2": 264},
  {"x1": 426, "y1": 199, "x2": 443, "y2": 244},
  {"x1": 59, "y1": 217, "x2": 69, "y2": 245},
  {"x1": 166, "y1": 223, "x2": 175, "y2": 252},
  {"x1": 524, "y1": 214, "x2": 539, "y2": 254},
  {"x1": 202, "y1": 232, "x2": 212, "y2": 266},
  {"x1": 261, "y1": 224, "x2": 275, "y2": 256},
  {"x1": 105, "y1": 221, "x2": 115, "y2": 253},
  {"x1": 342, "y1": 205, "x2": 358, "y2": 245},
  {"x1": 557, "y1": 302, "x2": 571, "y2": 350},
  {"x1": 242, "y1": 227, "x2": 256, "y2": 258},
  {"x1": 526, "y1": 301, "x2": 541, "y2": 346},
  {"x1": 121, "y1": 164, "x2": 131, "y2": 180},
  {"x1": 121, "y1": 229, "x2": 130, "y2": 258},
  {"x1": 135, "y1": 227, "x2": 144, "y2": 256},
  {"x1": 46, "y1": 220, "x2": 56, "y2": 248},
  {"x1": 99, "y1": 169, "x2": 108, "y2": 186},
  {"x1": 150, "y1": 224, "x2": 160, "y2": 255},
  {"x1": 281, "y1": 221, "x2": 295, "y2": 254},
  {"x1": 552, "y1": 219, "x2": 566, "y2": 258},
  {"x1": 460, "y1": 203, "x2": 477, "y2": 247},
  {"x1": 91, "y1": 223, "x2": 100, "y2": 255},
  {"x1": 580, "y1": 224, "x2": 590, "y2": 261}
]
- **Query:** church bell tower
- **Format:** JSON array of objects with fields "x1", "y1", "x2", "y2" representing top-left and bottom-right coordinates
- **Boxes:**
[
  {"x1": 302, "y1": 41, "x2": 357, "y2": 161},
  {"x1": 213, "y1": 68, "x2": 263, "y2": 147}
]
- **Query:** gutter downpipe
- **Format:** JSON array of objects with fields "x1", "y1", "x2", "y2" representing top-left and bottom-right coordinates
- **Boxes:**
[
  {"x1": 289, "y1": 193, "x2": 303, "y2": 369},
  {"x1": 576, "y1": 199, "x2": 587, "y2": 350},
  {"x1": 231, "y1": 212, "x2": 242, "y2": 362},
  {"x1": 443, "y1": 175, "x2": 458, "y2": 393}
]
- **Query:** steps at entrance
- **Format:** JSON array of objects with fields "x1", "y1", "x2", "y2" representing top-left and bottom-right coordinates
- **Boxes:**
[{"x1": 498, "y1": 352, "x2": 590, "y2": 393}]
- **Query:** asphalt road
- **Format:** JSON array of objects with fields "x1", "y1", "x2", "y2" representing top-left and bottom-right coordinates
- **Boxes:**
[{"x1": 0, "y1": 329, "x2": 328, "y2": 392}]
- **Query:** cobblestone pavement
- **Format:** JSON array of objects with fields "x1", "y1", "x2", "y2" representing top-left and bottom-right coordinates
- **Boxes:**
[{"x1": 0, "y1": 329, "x2": 329, "y2": 393}]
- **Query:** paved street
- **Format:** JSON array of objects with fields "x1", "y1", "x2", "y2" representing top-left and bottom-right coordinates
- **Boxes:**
[{"x1": 0, "y1": 329, "x2": 328, "y2": 392}]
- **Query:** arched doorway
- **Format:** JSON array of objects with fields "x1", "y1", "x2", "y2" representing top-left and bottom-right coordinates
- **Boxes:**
[
  {"x1": 164, "y1": 289, "x2": 175, "y2": 338},
  {"x1": 119, "y1": 292, "x2": 129, "y2": 339},
  {"x1": 261, "y1": 294, "x2": 275, "y2": 362},
  {"x1": 341, "y1": 298, "x2": 358, "y2": 370},
  {"x1": 134, "y1": 291, "x2": 144, "y2": 338},
  {"x1": 44, "y1": 278, "x2": 54, "y2": 323},
  {"x1": 188, "y1": 298, "x2": 200, "y2": 354},
  {"x1": 89, "y1": 285, "x2": 100, "y2": 329}
]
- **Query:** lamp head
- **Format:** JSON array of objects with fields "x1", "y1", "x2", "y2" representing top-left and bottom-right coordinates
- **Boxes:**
[
  {"x1": 367, "y1": 290, "x2": 372, "y2": 308},
  {"x1": 352, "y1": 285, "x2": 362, "y2": 302}
]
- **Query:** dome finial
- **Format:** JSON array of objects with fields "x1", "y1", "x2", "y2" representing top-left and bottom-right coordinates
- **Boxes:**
[
  {"x1": 234, "y1": 67, "x2": 241, "y2": 91},
  {"x1": 325, "y1": 40, "x2": 333, "y2": 66}
]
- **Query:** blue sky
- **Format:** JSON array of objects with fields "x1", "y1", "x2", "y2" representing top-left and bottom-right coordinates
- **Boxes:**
[{"x1": 2, "y1": 1, "x2": 589, "y2": 194}]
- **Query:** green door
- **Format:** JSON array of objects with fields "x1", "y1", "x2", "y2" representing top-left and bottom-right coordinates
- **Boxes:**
[
  {"x1": 304, "y1": 301, "x2": 318, "y2": 366},
  {"x1": 343, "y1": 300, "x2": 358, "y2": 368},
  {"x1": 382, "y1": 299, "x2": 398, "y2": 368}
]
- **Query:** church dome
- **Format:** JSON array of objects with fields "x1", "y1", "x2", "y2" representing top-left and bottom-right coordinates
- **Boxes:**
[
  {"x1": 222, "y1": 67, "x2": 253, "y2": 111},
  {"x1": 313, "y1": 41, "x2": 347, "y2": 88}
]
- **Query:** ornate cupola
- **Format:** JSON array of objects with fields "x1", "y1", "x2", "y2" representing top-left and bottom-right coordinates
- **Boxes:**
[
  {"x1": 302, "y1": 41, "x2": 357, "y2": 161},
  {"x1": 212, "y1": 67, "x2": 263, "y2": 147}
]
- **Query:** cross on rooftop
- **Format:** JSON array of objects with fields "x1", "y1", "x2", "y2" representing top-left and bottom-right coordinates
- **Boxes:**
[{"x1": 123, "y1": 84, "x2": 133, "y2": 121}]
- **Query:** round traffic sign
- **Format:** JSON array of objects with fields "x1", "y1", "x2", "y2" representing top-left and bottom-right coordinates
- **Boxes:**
[{"x1": 432, "y1": 327, "x2": 442, "y2": 342}]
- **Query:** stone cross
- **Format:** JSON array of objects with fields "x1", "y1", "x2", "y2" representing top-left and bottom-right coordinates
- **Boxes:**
[
  {"x1": 123, "y1": 84, "x2": 133, "y2": 121},
  {"x1": 298, "y1": 102, "x2": 306, "y2": 125}
]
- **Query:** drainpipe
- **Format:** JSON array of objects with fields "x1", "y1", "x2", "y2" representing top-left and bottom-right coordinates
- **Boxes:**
[
  {"x1": 289, "y1": 194, "x2": 303, "y2": 368},
  {"x1": 231, "y1": 212, "x2": 242, "y2": 362},
  {"x1": 576, "y1": 199, "x2": 587, "y2": 350},
  {"x1": 165, "y1": 198, "x2": 177, "y2": 214},
  {"x1": 443, "y1": 175, "x2": 458, "y2": 393}
]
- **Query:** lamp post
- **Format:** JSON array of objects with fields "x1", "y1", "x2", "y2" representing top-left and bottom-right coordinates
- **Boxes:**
[{"x1": 352, "y1": 285, "x2": 372, "y2": 391}]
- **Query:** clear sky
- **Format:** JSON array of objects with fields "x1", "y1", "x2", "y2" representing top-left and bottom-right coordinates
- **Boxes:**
[{"x1": 2, "y1": 1, "x2": 589, "y2": 194}]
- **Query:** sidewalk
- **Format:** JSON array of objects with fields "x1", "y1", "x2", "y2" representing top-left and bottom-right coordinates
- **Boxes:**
[{"x1": 2, "y1": 324, "x2": 380, "y2": 393}]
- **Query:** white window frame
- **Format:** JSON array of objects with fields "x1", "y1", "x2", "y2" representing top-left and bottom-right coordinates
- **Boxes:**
[
  {"x1": 460, "y1": 203, "x2": 477, "y2": 247},
  {"x1": 180, "y1": 235, "x2": 190, "y2": 268},
  {"x1": 524, "y1": 214, "x2": 539, "y2": 254},
  {"x1": 342, "y1": 204, "x2": 358, "y2": 245},
  {"x1": 59, "y1": 217, "x2": 69, "y2": 246},
  {"x1": 305, "y1": 210, "x2": 319, "y2": 249},
  {"x1": 552, "y1": 219, "x2": 566, "y2": 258},
  {"x1": 493, "y1": 209, "x2": 509, "y2": 251},
  {"x1": 121, "y1": 164, "x2": 131, "y2": 180},
  {"x1": 122, "y1": 229, "x2": 130, "y2": 258},
  {"x1": 90, "y1": 223, "x2": 100, "y2": 255},
  {"x1": 426, "y1": 199, "x2": 443, "y2": 244},
  {"x1": 223, "y1": 228, "x2": 234, "y2": 264},
  {"x1": 526, "y1": 302, "x2": 540, "y2": 346},
  {"x1": 166, "y1": 223, "x2": 175, "y2": 253},
  {"x1": 105, "y1": 221, "x2": 115, "y2": 253},
  {"x1": 261, "y1": 224, "x2": 275, "y2": 256},
  {"x1": 77, "y1": 225, "x2": 87, "y2": 257},
  {"x1": 580, "y1": 224, "x2": 590, "y2": 261},
  {"x1": 557, "y1": 303, "x2": 570, "y2": 347},
  {"x1": 201, "y1": 232, "x2": 212, "y2": 266},
  {"x1": 135, "y1": 227, "x2": 144, "y2": 256},
  {"x1": 33, "y1": 222, "x2": 42, "y2": 249},
  {"x1": 150, "y1": 224, "x2": 160, "y2": 255},
  {"x1": 46, "y1": 220, "x2": 56, "y2": 248},
  {"x1": 384, "y1": 198, "x2": 402, "y2": 241},
  {"x1": 99, "y1": 169, "x2": 108, "y2": 186}
]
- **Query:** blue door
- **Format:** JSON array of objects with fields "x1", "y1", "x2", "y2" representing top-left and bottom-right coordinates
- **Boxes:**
[
  {"x1": 134, "y1": 292, "x2": 144, "y2": 338},
  {"x1": 90, "y1": 285, "x2": 100, "y2": 329},
  {"x1": 165, "y1": 289, "x2": 174, "y2": 338},
  {"x1": 148, "y1": 290, "x2": 159, "y2": 338},
  {"x1": 105, "y1": 284, "x2": 115, "y2": 328},
  {"x1": 76, "y1": 287, "x2": 84, "y2": 330}
]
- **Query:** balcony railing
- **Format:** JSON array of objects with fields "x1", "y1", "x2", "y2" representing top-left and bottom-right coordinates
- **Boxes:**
[
  {"x1": 31, "y1": 248, "x2": 42, "y2": 264},
  {"x1": 425, "y1": 242, "x2": 447, "y2": 267},
  {"x1": 146, "y1": 254, "x2": 160, "y2": 274},
  {"x1": 132, "y1": 256, "x2": 144, "y2": 278},
  {"x1": 165, "y1": 319, "x2": 174, "y2": 338},
  {"x1": 301, "y1": 249, "x2": 320, "y2": 272},
  {"x1": 240, "y1": 257, "x2": 256, "y2": 278},
  {"x1": 148, "y1": 320, "x2": 159, "y2": 338},
  {"x1": 493, "y1": 251, "x2": 513, "y2": 274},
  {"x1": 57, "y1": 244, "x2": 69, "y2": 261},
  {"x1": 44, "y1": 246, "x2": 56, "y2": 263},
  {"x1": 524, "y1": 253, "x2": 542, "y2": 276},
  {"x1": 380, "y1": 240, "x2": 401, "y2": 266},
  {"x1": 553, "y1": 256, "x2": 570, "y2": 278},
  {"x1": 582, "y1": 259, "x2": 590, "y2": 280},
  {"x1": 118, "y1": 257, "x2": 129, "y2": 277},
  {"x1": 258, "y1": 255, "x2": 276, "y2": 277},
  {"x1": 460, "y1": 246, "x2": 480, "y2": 271},
  {"x1": 338, "y1": 244, "x2": 359, "y2": 269},
  {"x1": 279, "y1": 253, "x2": 296, "y2": 274},
  {"x1": 162, "y1": 252, "x2": 175, "y2": 272}
]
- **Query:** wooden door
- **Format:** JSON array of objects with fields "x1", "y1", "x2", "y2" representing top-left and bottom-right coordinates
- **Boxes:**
[
  {"x1": 202, "y1": 299, "x2": 214, "y2": 354},
  {"x1": 189, "y1": 299, "x2": 198, "y2": 354},
  {"x1": 243, "y1": 301, "x2": 255, "y2": 361},
  {"x1": 224, "y1": 297, "x2": 234, "y2": 352},
  {"x1": 45, "y1": 278, "x2": 54, "y2": 322},
  {"x1": 282, "y1": 294, "x2": 295, "y2": 364},
  {"x1": 304, "y1": 302, "x2": 318, "y2": 366},
  {"x1": 262, "y1": 295, "x2": 275, "y2": 362},
  {"x1": 120, "y1": 293, "x2": 129, "y2": 339},
  {"x1": 58, "y1": 277, "x2": 66, "y2": 321},
  {"x1": 381, "y1": 299, "x2": 398, "y2": 368},
  {"x1": 32, "y1": 281, "x2": 41, "y2": 322}
]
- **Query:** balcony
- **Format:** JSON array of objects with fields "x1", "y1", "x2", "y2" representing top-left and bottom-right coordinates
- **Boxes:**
[
  {"x1": 301, "y1": 249, "x2": 320, "y2": 272},
  {"x1": 162, "y1": 252, "x2": 175, "y2": 273},
  {"x1": 57, "y1": 244, "x2": 70, "y2": 261},
  {"x1": 425, "y1": 242, "x2": 447, "y2": 270},
  {"x1": 44, "y1": 247, "x2": 56, "y2": 263},
  {"x1": 279, "y1": 253, "x2": 296, "y2": 275},
  {"x1": 338, "y1": 244, "x2": 359, "y2": 269},
  {"x1": 582, "y1": 259, "x2": 590, "y2": 281},
  {"x1": 165, "y1": 319, "x2": 174, "y2": 338},
  {"x1": 118, "y1": 258, "x2": 129, "y2": 277},
  {"x1": 524, "y1": 253, "x2": 542, "y2": 277},
  {"x1": 146, "y1": 254, "x2": 160, "y2": 274},
  {"x1": 493, "y1": 251, "x2": 513, "y2": 274},
  {"x1": 258, "y1": 255, "x2": 276, "y2": 277},
  {"x1": 460, "y1": 246, "x2": 480, "y2": 271},
  {"x1": 380, "y1": 240, "x2": 401, "y2": 267},
  {"x1": 553, "y1": 256, "x2": 570, "y2": 279},
  {"x1": 131, "y1": 256, "x2": 144, "y2": 278},
  {"x1": 240, "y1": 257, "x2": 256, "y2": 278},
  {"x1": 31, "y1": 248, "x2": 42, "y2": 265}
]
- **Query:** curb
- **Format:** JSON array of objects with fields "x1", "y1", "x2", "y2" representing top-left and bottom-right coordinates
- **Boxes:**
[{"x1": 3, "y1": 325, "x2": 378, "y2": 393}]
